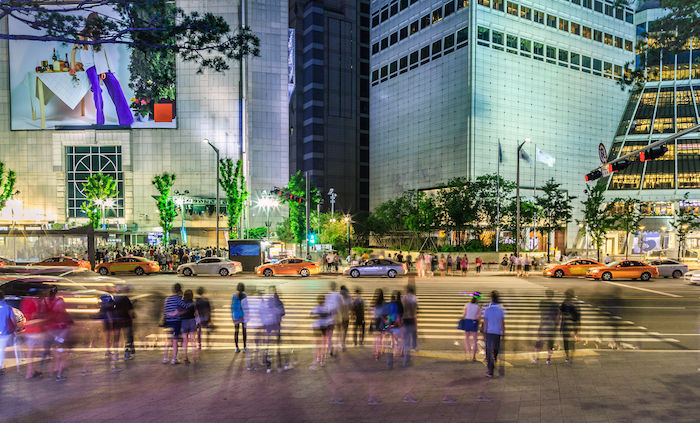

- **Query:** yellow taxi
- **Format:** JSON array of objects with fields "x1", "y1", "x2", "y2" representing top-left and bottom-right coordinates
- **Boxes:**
[
  {"x1": 95, "y1": 256, "x2": 160, "y2": 276},
  {"x1": 256, "y1": 258, "x2": 320, "y2": 277},
  {"x1": 586, "y1": 260, "x2": 659, "y2": 281},
  {"x1": 543, "y1": 259, "x2": 604, "y2": 278}
]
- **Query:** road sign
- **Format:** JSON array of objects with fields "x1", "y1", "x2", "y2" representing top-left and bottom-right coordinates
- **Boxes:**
[
  {"x1": 601, "y1": 167, "x2": 611, "y2": 177},
  {"x1": 598, "y1": 143, "x2": 607, "y2": 164}
]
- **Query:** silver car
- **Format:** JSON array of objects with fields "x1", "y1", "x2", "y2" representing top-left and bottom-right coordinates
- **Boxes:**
[
  {"x1": 648, "y1": 259, "x2": 688, "y2": 279},
  {"x1": 178, "y1": 257, "x2": 243, "y2": 277},
  {"x1": 343, "y1": 259, "x2": 407, "y2": 278}
]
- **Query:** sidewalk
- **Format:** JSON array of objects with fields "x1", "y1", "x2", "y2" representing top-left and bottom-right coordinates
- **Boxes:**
[{"x1": 1, "y1": 345, "x2": 698, "y2": 422}]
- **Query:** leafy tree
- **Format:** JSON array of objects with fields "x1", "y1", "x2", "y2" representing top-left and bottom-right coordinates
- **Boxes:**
[
  {"x1": 535, "y1": 178, "x2": 575, "y2": 262},
  {"x1": 151, "y1": 173, "x2": 177, "y2": 244},
  {"x1": 579, "y1": 181, "x2": 616, "y2": 262},
  {"x1": 317, "y1": 213, "x2": 354, "y2": 252},
  {"x1": 435, "y1": 177, "x2": 478, "y2": 247},
  {"x1": 611, "y1": 197, "x2": 644, "y2": 256},
  {"x1": 219, "y1": 158, "x2": 248, "y2": 239},
  {"x1": 80, "y1": 174, "x2": 118, "y2": 228},
  {"x1": 0, "y1": 0, "x2": 261, "y2": 73},
  {"x1": 279, "y1": 171, "x2": 320, "y2": 245},
  {"x1": 245, "y1": 226, "x2": 268, "y2": 240},
  {"x1": 0, "y1": 162, "x2": 17, "y2": 210},
  {"x1": 350, "y1": 210, "x2": 371, "y2": 248},
  {"x1": 403, "y1": 190, "x2": 438, "y2": 250},
  {"x1": 474, "y1": 173, "x2": 516, "y2": 231},
  {"x1": 276, "y1": 217, "x2": 295, "y2": 244},
  {"x1": 670, "y1": 193, "x2": 700, "y2": 258}
]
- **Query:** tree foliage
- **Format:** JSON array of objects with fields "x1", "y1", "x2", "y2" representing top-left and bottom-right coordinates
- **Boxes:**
[
  {"x1": 0, "y1": 0, "x2": 261, "y2": 73},
  {"x1": 610, "y1": 197, "x2": 644, "y2": 256},
  {"x1": 670, "y1": 193, "x2": 700, "y2": 258},
  {"x1": 0, "y1": 162, "x2": 17, "y2": 210},
  {"x1": 80, "y1": 174, "x2": 118, "y2": 228},
  {"x1": 579, "y1": 181, "x2": 616, "y2": 261},
  {"x1": 245, "y1": 226, "x2": 268, "y2": 240},
  {"x1": 316, "y1": 213, "x2": 354, "y2": 252},
  {"x1": 219, "y1": 158, "x2": 248, "y2": 239},
  {"x1": 435, "y1": 178, "x2": 478, "y2": 243},
  {"x1": 279, "y1": 171, "x2": 320, "y2": 245},
  {"x1": 535, "y1": 178, "x2": 575, "y2": 260},
  {"x1": 151, "y1": 172, "x2": 177, "y2": 244}
]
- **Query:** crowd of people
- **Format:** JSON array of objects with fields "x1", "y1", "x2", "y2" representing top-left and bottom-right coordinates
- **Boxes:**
[{"x1": 83, "y1": 246, "x2": 225, "y2": 270}]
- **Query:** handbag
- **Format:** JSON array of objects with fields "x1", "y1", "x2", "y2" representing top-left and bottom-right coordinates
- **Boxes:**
[{"x1": 457, "y1": 318, "x2": 469, "y2": 331}]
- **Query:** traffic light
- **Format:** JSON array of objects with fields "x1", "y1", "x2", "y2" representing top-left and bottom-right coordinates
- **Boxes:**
[
  {"x1": 608, "y1": 159, "x2": 631, "y2": 173},
  {"x1": 640, "y1": 145, "x2": 668, "y2": 161},
  {"x1": 585, "y1": 169, "x2": 602, "y2": 182}
]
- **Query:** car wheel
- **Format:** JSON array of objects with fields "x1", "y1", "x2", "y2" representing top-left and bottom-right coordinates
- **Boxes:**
[
  {"x1": 554, "y1": 269, "x2": 564, "y2": 278},
  {"x1": 220, "y1": 268, "x2": 229, "y2": 277},
  {"x1": 350, "y1": 269, "x2": 360, "y2": 278},
  {"x1": 99, "y1": 267, "x2": 109, "y2": 276},
  {"x1": 640, "y1": 272, "x2": 651, "y2": 281},
  {"x1": 388, "y1": 269, "x2": 397, "y2": 278},
  {"x1": 263, "y1": 268, "x2": 273, "y2": 277},
  {"x1": 601, "y1": 272, "x2": 613, "y2": 281},
  {"x1": 183, "y1": 268, "x2": 193, "y2": 277},
  {"x1": 134, "y1": 267, "x2": 145, "y2": 276},
  {"x1": 300, "y1": 268, "x2": 310, "y2": 277},
  {"x1": 672, "y1": 270, "x2": 682, "y2": 279}
]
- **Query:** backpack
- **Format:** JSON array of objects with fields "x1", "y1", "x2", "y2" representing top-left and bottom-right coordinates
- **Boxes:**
[{"x1": 566, "y1": 303, "x2": 580, "y2": 322}]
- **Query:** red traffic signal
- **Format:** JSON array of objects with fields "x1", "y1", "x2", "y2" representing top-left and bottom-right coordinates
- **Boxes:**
[
  {"x1": 608, "y1": 159, "x2": 630, "y2": 173},
  {"x1": 640, "y1": 145, "x2": 668, "y2": 161},
  {"x1": 585, "y1": 169, "x2": 603, "y2": 182}
]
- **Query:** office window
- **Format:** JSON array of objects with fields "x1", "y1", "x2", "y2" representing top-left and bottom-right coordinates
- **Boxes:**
[
  {"x1": 478, "y1": 27, "x2": 490, "y2": 42},
  {"x1": 547, "y1": 14, "x2": 557, "y2": 28},
  {"x1": 372, "y1": 43, "x2": 379, "y2": 54},
  {"x1": 571, "y1": 0, "x2": 580, "y2": 5},
  {"x1": 458, "y1": 0, "x2": 468, "y2": 10},
  {"x1": 390, "y1": 61, "x2": 397, "y2": 74},
  {"x1": 520, "y1": 38, "x2": 531, "y2": 52},
  {"x1": 626, "y1": 10, "x2": 633, "y2": 23},
  {"x1": 432, "y1": 40, "x2": 442, "y2": 55},
  {"x1": 533, "y1": 41, "x2": 544, "y2": 55},
  {"x1": 533, "y1": 10, "x2": 544, "y2": 24},
  {"x1": 410, "y1": 20, "x2": 419, "y2": 34},
  {"x1": 571, "y1": 22, "x2": 580, "y2": 35},
  {"x1": 583, "y1": 0, "x2": 592, "y2": 8},
  {"x1": 410, "y1": 51, "x2": 419, "y2": 65},
  {"x1": 559, "y1": 19, "x2": 568, "y2": 32},
  {"x1": 571, "y1": 52, "x2": 580, "y2": 65},
  {"x1": 400, "y1": 26, "x2": 408, "y2": 40},
  {"x1": 420, "y1": 45, "x2": 430, "y2": 60},
  {"x1": 625, "y1": 39, "x2": 633, "y2": 52},
  {"x1": 390, "y1": 2, "x2": 398, "y2": 16},
  {"x1": 604, "y1": 33, "x2": 613, "y2": 46},
  {"x1": 605, "y1": 4, "x2": 613, "y2": 16},
  {"x1": 381, "y1": 8, "x2": 389, "y2": 22},
  {"x1": 594, "y1": 30, "x2": 603, "y2": 42},
  {"x1": 372, "y1": 70, "x2": 379, "y2": 82},
  {"x1": 507, "y1": 1, "x2": 518, "y2": 16},
  {"x1": 421, "y1": 14, "x2": 430, "y2": 29},
  {"x1": 400, "y1": 0, "x2": 409, "y2": 10},
  {"x1": 444, "y1": 33, "x2": 455, "y2": 49},
  {"x1": 493, "y1": 0, "x2": 504, "y2": 11},
  {"x1": 372, "y1": 15, "x2": 379, "y2": 28},
  {"x1": 507, "y1": 34, "x2": 517, "y2": 49},
  {"x1": 390, "y1": 32, "x2": 398, "y2": 45},
  {"x1": 520, "y1": 6, "x2": 531, "y2": 19},
  {"x1": 381, "y1": 66, "x2": 388, "y2": 78},
  {"x1": 381, "y1": 37, "x2": 388, "y2": 49},
  {"x1": 478, "y1": 0, "x2": 490, "y2": 6},
  {"x1": 546, "y1": 46, "x2": 556, "y2": 59},
  {"x1": 604, "y1": 61, "x2": 612, "y2": 73},
  {"x1": 616, "y1": 7, "x2": 623, "y2": 20},
  {"x1": 399, "y1": 56, "x2": 408, "y2": 69},
  {"x1": 582, "y1": 55, "x2": 591, "y2": 68},
  {"x1": 583, "y1": 26, "x2": 591, "y2": 39},
  {"x1": 432, "y1": 7, "x2": 443, "y2": 23},
  {"x1": 614, "y1": 36, "x2": 622, "y2": 48},
  {"x1": 614, "y1": 64, "x2": 623, "y2": 77},
  {"x1": 559, "y1": 49, "x2": 568, "y2": 62},
  {"x1": 593, "y1": 58, "x2": 602, "y2": 71},
  {"x1": 457, "y1": 27, "x2": 469, "y2": 44},
  {"x1": 445, "y1": 0, "x2": 455, "y2": 17},
  {"x1": 594, "y1": 0, "x2": 603, "y2": 12},
  {"x1": 492, "y1": 31, "x2": 504, "y2": 45}
]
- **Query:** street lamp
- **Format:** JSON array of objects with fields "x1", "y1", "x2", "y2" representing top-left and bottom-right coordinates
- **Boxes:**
[
  {"x1": 258, "y1": 194, "x2": 279, "y2": 241},
  {"x1": 204, "y1": 139, "x2": 221, "y2": 255},
  {"x1": 344, "y1": 215, "x2": 353, "y2": 255},
  {"x1": 515, "y1": 137, "x2": 531, "y2": 258}
]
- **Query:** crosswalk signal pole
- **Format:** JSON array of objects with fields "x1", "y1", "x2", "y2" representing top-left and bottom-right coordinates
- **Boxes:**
[{"x1": 305, "y1": 171, "x2": 310, "y2": 256}]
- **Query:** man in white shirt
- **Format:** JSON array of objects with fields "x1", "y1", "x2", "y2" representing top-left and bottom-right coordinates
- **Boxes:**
[
  {"x1": 483, "y1": 291, "x2": 506, "y2": 377},
  {"x1": 325, "y1": 282, "x2": 342, "y2": 355},
  {"x1": 605, "y1": 254, "x2": 612, "y2": 264}
]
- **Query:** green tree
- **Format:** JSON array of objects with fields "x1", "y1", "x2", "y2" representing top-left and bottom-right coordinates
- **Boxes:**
[
  {"x1": 0, "y1": 0, "x2": 261, "y2": 73},
  {"x1": 317, "y1": 213, "x2": 354, "y2": 252},
  {"x1": 279, "y1": 171, "x2": 320, "y2": 245},
  {"x1": 0, "y1": 162, "x2": 17, "y2": 210},
  {"x1": 502, "y1": 199, "x2": 542, "y2": 251},
  {"x1": 276, "y1": 217, "x2": 295, "y2": 244},
  {"x1": 670, "y1": 193, "x2": 700, "y2": 258},
  {"x1": 151, "y1": 173, "x2": 177, "y2": 244},
  {"x1": 474, "y1": 173, "x2": 516, "y2": 231},
  {"x1": 435, "y1": 177, "x2": 478, "y2": 247},
  {"x1": 80, "y1": 174, "x2": 118, "y2": 228},
  {"x1": 245, "y1": 226, "x2": 268, "y2": 240},
  {"x1": 535, "y1": 178, "x2": 575, "y2": 262},
  {"x1": 611, "y1": 197, "x2": 644, "y2": 256},
  {"x1": 403, "y1": 190, "x2": 438, "y2": 251},
  {"x1": 219, "y1": 158, "x2": 248, "y2": 239},
  {"x1": 579, "y1": 181, "x2": 616, "y2": 262}
]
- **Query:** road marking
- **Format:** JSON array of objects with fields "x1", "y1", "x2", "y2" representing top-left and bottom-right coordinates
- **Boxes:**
[
  {"x1": 601, "y1": 281, "x2": 682, "y2": 298},
  {"x1": 613, "y1": 306, "x2": 687, "y2": 310}
]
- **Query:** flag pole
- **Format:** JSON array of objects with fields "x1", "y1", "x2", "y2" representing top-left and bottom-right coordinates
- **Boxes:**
[
  {"x1": 533, "y1": 144, "x2": 536, "y2": 251},
  {"x1": 496, "y1": 140, "x2": 500, "y2": 253}
]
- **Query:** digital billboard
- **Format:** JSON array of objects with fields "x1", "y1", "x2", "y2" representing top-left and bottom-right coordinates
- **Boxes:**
[{"x1": 8, "y1": 6, "x2": 177, "y2": 130}]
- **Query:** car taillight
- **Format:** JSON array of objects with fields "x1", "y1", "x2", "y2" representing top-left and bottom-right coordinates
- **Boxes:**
[{"x1": 402, "y1": 264, "x2": 407, "y2": 271}]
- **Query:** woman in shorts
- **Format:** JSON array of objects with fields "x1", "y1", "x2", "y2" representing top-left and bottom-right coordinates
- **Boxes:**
[
  {"x1": 461, "y1": 293, "x2": 481, "y2": 361},
  {"x1": 310, "y1": 295, "x2": 329, "y2": 369},
  {"x1": 179, "y1": 290, "x2": 198, "y2": 364},
  {"x1": 371, "y1": 289, "x2": 386, "y2": 360}
]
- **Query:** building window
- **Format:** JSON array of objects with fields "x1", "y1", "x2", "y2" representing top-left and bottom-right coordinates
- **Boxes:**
[
  {"x1": 478, "y1": 27, "x2": 490, "y2": 42},
  {"x1": 604, "y1": 4, "x2": 613, "y2": 16},
  {"x1": 457, "y1": 27, "x2": 469, "y2": 44},
  {"x1": 410, "y1": 20, "x2": 419, "y2": 34},
  {"x1": 626, "y1": 11, "x2": 634, "y2": 23},
  {"x1": 67, "y1": 146, "x2": 124, "y2": 219},
  {"x1": 400, "y1": 26, "x2": 408, "y2": 40},
  {"x1": 390, "y1": 2, "x2": 398, "y2": 16},
  {"x1": 421, "y1": 14, "x2": 430, "y2": 29},
  {"x1": 520, "y1": 38, "x2": 531, "y2": 52},
  {"x1": 381, "y1": 66, "x2": 388, "y2": 78},
  {"x1": 583, "y1": 0, "x2": 592, "y2": 8},
  {"x1": 593, "y1": 58, "x2": 602, "y2": 75},
  {"x1": 458, "y1": 0, "x2": 468, "y2": 10},
  {"x1": 594, "y1": 1, "x2": 603, "y2": 13},
  {"x1": 399, "y1": 56, "x2": 408, "y2": 70},
  {"x1": 570, "y1": 22, "x2": 580, "y2": 35},
  {"x1": 381, "y1": 8, "x2": 389, "y2": 22},
  {"x1": 604, "y1": 33, "x2": 613, "y2": 46},
  {"x1": 571, "y1": 52, "x2": 580, "y2": 65},
  {"x1": 533, "y1": 41, "x2": 544, "y2": 55},
  {"x1": 410, "y1": 51, "x2": 419, "y2": 66},
  {"x1": 432, "y1": 40, "x2": 442, "y2": 55},
  {"x1": 478, "y1": 0, "x2": 490, "y2": 6},
  {"x1": 614, "y1": 36, "x2": 622, "y2": 48},
  {"x1": 390, "y1": 61, "x2": 398, "y2": 75},
  {"x1": 583, "y1": 26, "x2": 592, "y2": 39},
  {"x1": 506, "y1": 34, "x2": 517, "y2": 49},
  {"x1": 433, "y1": 7, "x2": 443, "y2": 23},
  {"x1": 594, "y1": 30, "x2": 603, "y2": 42},
  {"x1": 559, "y1": 19, "x2": 568, "y2": 32},
  {"x1": 624, "y1": 39, "x2": 633, "y2": 51},
  {"x1": 582, "y1": 55, "x2": 591, "y2": 68},
  {"x1": 372, "y1": 43, "x2": 379, "y2": 54},
  {"x1": 547, "y1": 14, "x2": 557, "y2": 28},
  {"x1": 492, "y1": 31, "x2": 504, "y2": 45},
  {"x1": 400, "y1": 0, "x2": 409, "y2": 10},
  {"x1": 493, "y1": 0, "x2": 504, "y2": 11},
  {"x1": 372, "y1": 70, "x2": 378, "y2": 82},
  {"x1": 445, "y1": 0, "x2": 455, "y2": 17},
  {"x1": 420, "y1": 45, "x2": 430, "y2": 60},
  {"x1": 533, "y1": 10, "x2": 544, "y2": 24},
  {"x1": 520, "y1": 6, "x2": 531, "y2": 19},
  {"x1": 507, "y1": 1, "x2": 518, "y2": 16},
  {"x1": 444, "y1": 33, "x2": 455, "y2": 50},
  {"x1": 546, "y1": 46, "x2": 556, "y2": 59},
  {"x1": 372, "y1": 15, "x2": 379, "y2": 28},
  {"x1": 558, "y1": 49, "x2": 568, "y2": 62},
  {"x1": 571, "y1": 0, "x2": 580, "y2": 5},
  {"x1": 390, "y1": 32, "x2": 398, "y2": 45}
]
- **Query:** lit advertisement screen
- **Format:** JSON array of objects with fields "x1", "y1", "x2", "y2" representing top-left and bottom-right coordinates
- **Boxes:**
[{"x1": 230, "y1": 244, "x2": 261, "y2": 257}]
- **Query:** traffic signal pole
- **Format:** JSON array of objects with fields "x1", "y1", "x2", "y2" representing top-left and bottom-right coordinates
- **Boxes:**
[{"x1": 305, "y1": 171, "x2": 310, "y2": 256}]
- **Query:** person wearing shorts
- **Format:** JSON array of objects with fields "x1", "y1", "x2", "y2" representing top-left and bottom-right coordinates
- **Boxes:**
[
  {"x1": 461, "y1": 294, "x2": 481, "y2": 361},
  {"x1": 179, "y1": 290, "x2": 197, "y2": 364},
  {"x1": 163, "y1": 283, "x2": 185, "y2": 365}
]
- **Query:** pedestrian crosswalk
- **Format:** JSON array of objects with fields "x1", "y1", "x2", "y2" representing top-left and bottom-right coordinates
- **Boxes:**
[{"x1": 137, "y1": 279, "x2": 679, "y2": 351}]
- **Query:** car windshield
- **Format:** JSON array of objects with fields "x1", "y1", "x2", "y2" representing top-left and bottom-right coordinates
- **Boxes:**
[{"x1": 605, "y1": 261, "x2": 620, "y2": 267}]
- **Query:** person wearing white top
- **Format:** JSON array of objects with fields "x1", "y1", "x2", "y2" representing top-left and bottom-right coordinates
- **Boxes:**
[{"x1": 461, "y1": 295, "x2": 482, "y2": 361}]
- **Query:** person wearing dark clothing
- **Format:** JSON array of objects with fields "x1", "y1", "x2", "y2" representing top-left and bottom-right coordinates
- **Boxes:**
[
  {"x1": 533, "y1": 289, "x2": 557, "y2": 365},
  {"x1": 559, "y1": 289, "x2": 580, "y2": 363},
  {"x1": 352, "y1": 289, "x2": 365, "y2": 347},
  {"x1": 113, "y1": 287, "x2": 135, "y2": 361},
  {"x1": 196, "y1": 287, "x2": 212, "y2": 350}
]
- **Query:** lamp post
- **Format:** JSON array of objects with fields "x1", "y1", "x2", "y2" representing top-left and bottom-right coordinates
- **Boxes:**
[
  {"x1": 515, "y1": 137, "x2": 531, "y2": 258},
  {"x1": 7, "y1": 196, "x2": 21, "y2": 263},
  {"x1": 204, "y1": 139, "x2": 220, "y2": 255},
  {"x1": 344, "y1": 215, "x2": 353, "y2": 255},
  {"x1": 328, "y1": 188, "x2": 337, "y2": 215},
  {"x1": 638, "y1": 225, "x2": 645, "y2": 260}
]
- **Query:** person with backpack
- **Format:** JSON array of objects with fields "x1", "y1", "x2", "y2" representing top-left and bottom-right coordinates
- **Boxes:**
[
  {"x1": 231, "y1": 283, "x2": 247, "y2": 353},
  {"x1": 559, "y1": 289, "x2": 580, "y2": 363}
]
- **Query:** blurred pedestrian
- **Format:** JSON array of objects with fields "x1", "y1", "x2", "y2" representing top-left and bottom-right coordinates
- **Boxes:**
[
  {"x1": 516, "y1": 255, "x2": 523, "y2": 277},
  {"x1": 461, "y1": 256, "x2": 469, "y2": 276},
  {"x1": 402, "y1": 285, "x2": 418, "y2": 366},
  {"x1": 461, "y1": 293, "x2": 481, "y2": 361},
  {"x1": 231, "y1": 283, "x2": 247, "y2": 353},
  {"x1": 406, "y1": 253, "x2": 413, "y2": 271},
  {"x1": 416, "y1": 253, "x2": 424, "y2": 278},
  {"x1": 559, "y1": 289, "x2": 580, "y2": 363},
  {"x1": 21, "y1": 288, "x2": 47, "y2": 379},
  {"x1": 325, "y1": 282, "x2": 342, "y2": 356},
  {"x1": 384, "y1": 292, "x2": 401, "y2": 369},
  {"x1": 352, "y1": 288, "x2": 365, "y2": 347},
  {"x1": 179, "y1": 290, "x2": 197, "y2": 364},
  {"x1": 483, "y1": 291, "x2": 506, "y2": 378},
  {"x1": 243, "y1": 290, "x2": 264, "y2": 370},
  {"x1": 523, "y1": 255, "x2": 531, "y2": 277},
  {"x1": 114, "y1": 286, "x2": 135, "y2": 361},
  {"x1": 310, "y1": 295, "x2": 329, "y2": 370},
  {"x1": 339, "y1": 285, "x2": 352, "y2": 351},
  {"x1": 0, "y1": 290, "x2": 17, "y2": 375},
  {"x1": 262, "y1": 287, "x2": 285, "y2": 372},
  {"x1": 163, "y1": 283, "x2": 185, "y2": 365},
  {"x1": 46, "y1": 286, "x2": 74, "y2": 380},
  {"x1": 196, "y1": 287, "x2": 212, "y2": 350},
  {"x1": 533, "y1": 289, "x2": 557, "y2": 365},
  {"x1": 439, "y1": 255, "x2": 446, "y2": 276},
  {"x1": 447, "y1": 255, "x2": 453, "y2": 275},
  {"x1": 371, "y1": 289, "x2": 386, "y2": 360},
  {"x1": 475, "y1": 255, "x2": 483, "y2": 275}
]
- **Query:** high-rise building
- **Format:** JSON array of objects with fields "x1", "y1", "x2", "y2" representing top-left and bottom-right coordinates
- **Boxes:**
[
  {"x1": 289, "y1": 0, "x2": 371, "y2": 213},
  {"x1": 370, "y1": 0, "x2": 636, "y2": 248}
]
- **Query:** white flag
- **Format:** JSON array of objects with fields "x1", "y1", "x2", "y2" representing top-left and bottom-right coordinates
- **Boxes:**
[{"x1": 536, "y1": 147, "x2": 555, "y2": 167}]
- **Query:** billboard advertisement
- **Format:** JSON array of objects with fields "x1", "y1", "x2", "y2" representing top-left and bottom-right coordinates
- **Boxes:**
[{"x1": 8, "y1": 6, "x2": 176, "y2": 130}]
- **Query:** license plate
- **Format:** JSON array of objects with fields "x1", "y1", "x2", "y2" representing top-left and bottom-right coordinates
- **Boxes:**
[{"x1": 77, "y1": 304, "x2": 88, "y2": 309}]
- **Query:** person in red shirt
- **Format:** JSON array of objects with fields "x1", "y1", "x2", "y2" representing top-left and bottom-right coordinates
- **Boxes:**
[
  {"x1": 20, "y1": 288, "x2": 48, "y2": 379},
  {"x1": 46, "y1": 286, "x2": 74, "y2": 381}
]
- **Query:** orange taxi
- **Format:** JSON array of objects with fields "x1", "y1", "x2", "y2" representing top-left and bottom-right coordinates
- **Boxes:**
[
  {"x1": 543, "y1": 259, "x2": 604, "y2": 278},
  {"x1": 95, "y1": 256, "x2": 160, "y2": 276},
  {"x1": 586, "y1": 260, "x2": 659, "y2": 281},
  {"x1": 256, "y1": 258, "x2": 320, "y2": 277},
  {"x1": 31, "y1": 256, "x2": 91, "y2": 270}
]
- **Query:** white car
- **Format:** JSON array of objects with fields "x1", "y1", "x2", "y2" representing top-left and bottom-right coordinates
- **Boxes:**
[
  {"x1": 178, "y1": 257, "x2": 242, "y2": 277},
  {"x1": 684, "y1": 270, "x2": 700, "y2": 284}
]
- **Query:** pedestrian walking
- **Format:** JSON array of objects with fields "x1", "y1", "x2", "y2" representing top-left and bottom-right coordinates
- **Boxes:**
[
  {"x1": 113, "y1": 286, "x2": 135, "y2": 361},
  {"x1": 533, "y1": 289, "x2": 557, "y2": 365},
  {"x1": 163, "y1": 283, "x2": 185, "y2": 365},
  {"x1": 501, "y1": 255, "x2": 508, "y2": 273},
  {"x1": 447, "y1": 255, "x2": 453, "y2": 275},
  {"x1": 371, "y1": 289, "x2": 386, "y2": 360},
  {"x1": 516, "y1": 255, "x2": 523, "y2": 277},
  {"x1": 0, "y1": 290, "x2": 17, "y2": 375},
  {"x1": 483, "y1": 291, "x2": 506, "y2": 378},
  {"x1": 416, "y1": 253, "x2": 424, "y2": 278},
  {"x1": 559, "y1": 289, "x2": 580, "y2": 363},
  {"x1": 475, "y1": 255, "x2": 483, "y2": 275},
  {"x1": 325, "y1": 282, "x2": 342, "y2": 355},
  {"x1": 384, "y1": 292, "x2": 402, "y2": 369},
  {"x1": 461, "y1": 293, "x2": 481, "y2": 361},
  {"x1": 406, "y1": 253, "x2": 413, "y2": 271},
  {"x1": 243, "y1": 290, "x2": 263, "y2": 370},
  {"x1": 20, "y1": 288, "x2": 48, "y2": 379},
  {"x1": 177, "y1": 290, "x2": 197, "y2": 364},
  {"x1": 439, "y1": 255, "x2": 446, "y2": 276},
  {"x1": 605, "y1": 254, "x2": 612, "y2": 264},
  {"x1": 524, "y1": 255, "x2": 531, "y2": 277},
  {"x1": 461, "y1": 256, "x2": 469, "y2": 276},
  {"x1": 339, "y1": 285, "x2": 352, "y2": 351},
  {"x1": 46, "y1": 286, "x2": 74, "y2": 380},
  {"x1": 509, "y1": 254, "x2": 515, "y2": 273},
  {"x1": 402, "y1": 285, "x2": 418, "y2": 366},
  {"x1": 196, "y1": 287, "x2": 212, "y2": 349},
  {"x1": 352, "y1": 288, "x2": 365, "y2": 347},
  {"x1": 310, "y1": 295, "x2": 329, "y2": 370},
  {"x1": 231, "y1": 283, "x2": 247, "y2": 353}
]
